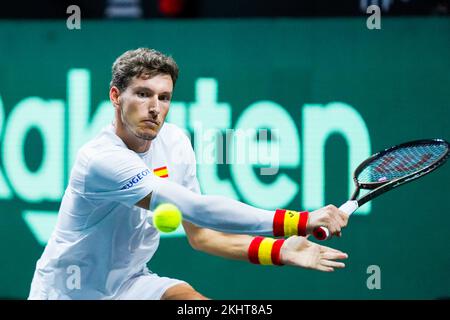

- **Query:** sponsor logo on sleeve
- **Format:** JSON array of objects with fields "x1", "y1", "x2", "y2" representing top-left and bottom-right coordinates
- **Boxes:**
[{"x1": 120, "y1": 168, "x2": 151, "y2": 190}]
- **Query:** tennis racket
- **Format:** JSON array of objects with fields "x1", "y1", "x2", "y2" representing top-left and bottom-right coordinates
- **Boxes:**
[{"x1": 313, "y1": 138, "x2": 450, "y2": 241}]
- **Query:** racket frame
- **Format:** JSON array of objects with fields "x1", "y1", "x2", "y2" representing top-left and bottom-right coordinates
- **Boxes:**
[
  {"x1": 313, "y1": 138, "x2": 449, "y2": 240},
  {"x1": 352, "y1": 138, "x2": 449, "y2": 207}
]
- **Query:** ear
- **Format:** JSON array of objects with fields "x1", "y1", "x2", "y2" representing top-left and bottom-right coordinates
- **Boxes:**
[{"x1": 109, "y1": 86, "x2": 121, "y2": 108}]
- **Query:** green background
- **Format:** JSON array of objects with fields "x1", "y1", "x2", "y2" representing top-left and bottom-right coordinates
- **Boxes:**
[{"x1": 0, "y1": 18, "x2": 449, "y2": 299}]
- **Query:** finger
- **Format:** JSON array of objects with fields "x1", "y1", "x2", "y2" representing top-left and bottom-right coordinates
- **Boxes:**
[
  {"x1": 319, "y1": 247, "x2": 348, "y2": 260},
  {"x1": 330, "y1": 219, "x2": 341, "y2": 236},
  {"x1": 322, "y1": 251, "x2": 348, "y2": 260},
  {"x1": 328, "y1": 213, "x2": 343, "y2": 234},
  {"x1": 333, "y1": 227, "x2": 342, "y2": 236},
  {"x1": 326, "y1": 218, "x2": 338, "y2": 235},
  {"x1": 317, "y1": 265, "x2": 334, "y2": 272},
  {"x1": 320, "y1": 259, "x2": 346, "y2": 269},
  {"x1": 330, "y1": 207, "x2": 348, "y2": 229},
  {"x1": 319, "y1": 244, "x2": 344, "y2": 254},
  {"x1": 333, "y1": 215, "x2": 344, "y2": 231},
  {"x1": 338, "y1": 210, "x2": 349, "y2": 227},
  {"x1": 320, "y1": 247, "x2": 343, "y2": 255},
  {"x1": 334, "y1": 213, "x2": 346, "y2": 229}
]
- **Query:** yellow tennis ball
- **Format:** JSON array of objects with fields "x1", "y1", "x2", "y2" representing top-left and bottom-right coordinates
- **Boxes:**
[{"x1": 152, "y1": 203, "x2": 182, "y2": 233}]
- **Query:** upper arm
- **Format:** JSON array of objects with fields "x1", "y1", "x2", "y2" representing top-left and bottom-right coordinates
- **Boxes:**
[{"x1": 84, "y1": 149, "x2": 156, "y2": 208}]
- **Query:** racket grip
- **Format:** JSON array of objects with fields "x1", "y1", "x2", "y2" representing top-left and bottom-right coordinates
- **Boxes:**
[{"x1": 313, "y1": 200, "x2": 359, "y2": 241}]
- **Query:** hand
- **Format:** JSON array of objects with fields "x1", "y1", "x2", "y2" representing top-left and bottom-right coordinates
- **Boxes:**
[
  {"x1": 280, "y1": 236, "x2": 348, "y2": 272},
  {"x1": 306, "y1": 205, "x2": 348, "y2": 238}
]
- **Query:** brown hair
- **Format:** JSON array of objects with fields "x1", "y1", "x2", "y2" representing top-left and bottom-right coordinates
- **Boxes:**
[{"x1": 110, "y1": 48, "x2": 179, "y2": 91}]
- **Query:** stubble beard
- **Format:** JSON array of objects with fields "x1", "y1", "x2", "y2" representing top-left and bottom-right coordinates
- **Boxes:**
[{"x1": 120, "y1": 107, "x2": 157, "y2": 141}]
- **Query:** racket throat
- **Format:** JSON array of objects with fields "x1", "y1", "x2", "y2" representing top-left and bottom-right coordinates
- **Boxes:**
[{"x1": 351, "y1": 187, "x2": 361, "y2": 201}]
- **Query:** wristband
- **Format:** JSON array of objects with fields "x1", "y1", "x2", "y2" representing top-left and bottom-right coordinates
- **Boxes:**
[
  {"x1": 273, "y1": 209, "x2": 309, "y2": 237},
  {"x1": 248, "y1": 236, "x2": 285, "y2": 266}
]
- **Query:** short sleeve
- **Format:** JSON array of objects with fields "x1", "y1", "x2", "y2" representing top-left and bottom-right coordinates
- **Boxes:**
[{"x1": 83, "y1": 148, "x2": 157, "y2": 208}]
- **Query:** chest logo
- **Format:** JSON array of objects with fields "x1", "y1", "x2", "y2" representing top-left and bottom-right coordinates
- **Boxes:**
[{"x1": 153, "y1": 166, "x2": 169, "y2": 178}]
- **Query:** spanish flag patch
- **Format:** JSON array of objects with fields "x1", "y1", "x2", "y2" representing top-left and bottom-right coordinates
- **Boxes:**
[{"x1": 153, "y1": 166, "x2": 169, "y2": 178}]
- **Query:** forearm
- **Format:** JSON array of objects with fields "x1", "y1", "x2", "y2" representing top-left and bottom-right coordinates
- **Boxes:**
[
  {"x1": 183, "y1": 221, "x2": 253, "y2": 261},
  {"x1": 184, "y1": 221, "x2": 287, "y2": 267}
]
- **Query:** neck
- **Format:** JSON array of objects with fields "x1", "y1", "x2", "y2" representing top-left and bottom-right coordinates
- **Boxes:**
[{"x1": 114, "y1": 118, "x2": 151, "y2": 154}]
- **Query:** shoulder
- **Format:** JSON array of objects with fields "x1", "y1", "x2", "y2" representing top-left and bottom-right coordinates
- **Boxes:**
[
  {"x1": 69, "y1": 126, "x2": 149, "y2": 193},
  {"x1": 75, "y1": 127, "x2": 141, "y2": 172}
]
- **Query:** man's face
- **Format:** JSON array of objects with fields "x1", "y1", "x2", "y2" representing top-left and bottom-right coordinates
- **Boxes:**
[{"x1": 117, "y1": 73, "x2": 173, "y2": 140}]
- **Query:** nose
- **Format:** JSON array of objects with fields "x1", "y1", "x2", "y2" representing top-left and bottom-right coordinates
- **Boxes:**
[
  {"x1": 149, "y1": 107, "x2": 159, "y2": 118},
  {"x1": 148, "y1": 95, "x2": 160, "y2": 118}
]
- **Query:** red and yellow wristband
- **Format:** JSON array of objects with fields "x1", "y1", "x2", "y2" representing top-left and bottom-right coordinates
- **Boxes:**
[
  {"x1": 248, "y1": 236, "x2": 285, "y2": 266},
  {"x1": 273, "y1": 209, "x2": 309, "y2": 237}
]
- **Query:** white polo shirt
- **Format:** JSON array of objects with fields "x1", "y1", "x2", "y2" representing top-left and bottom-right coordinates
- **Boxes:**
[{"x1": 29, "y1": 123, "x2": 200, "y2": 299}]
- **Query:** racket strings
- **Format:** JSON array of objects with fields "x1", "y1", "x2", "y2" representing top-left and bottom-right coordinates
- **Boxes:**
[{"x1": 358, "y1": 143, "x2": 448, "y2": 183}]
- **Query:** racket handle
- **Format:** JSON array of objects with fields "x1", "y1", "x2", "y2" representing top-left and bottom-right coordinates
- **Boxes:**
[{"x1": 313, "y1": 200, "x2": 359, "y2": 241}]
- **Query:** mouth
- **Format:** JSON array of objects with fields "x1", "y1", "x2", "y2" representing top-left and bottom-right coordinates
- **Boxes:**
[{"x1": 142, "y1": 119, "x2": 159, "y2": 127}]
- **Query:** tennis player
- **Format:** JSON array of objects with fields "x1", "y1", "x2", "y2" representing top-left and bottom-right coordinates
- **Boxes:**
[{"x1": 28, "y1": 48, "x2": 348, "y2": 300}]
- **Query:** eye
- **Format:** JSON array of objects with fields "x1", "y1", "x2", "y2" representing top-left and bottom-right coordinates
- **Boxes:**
[
  {"x1": 159, "y1": 95, "x2": 170, "y2": 102},
  {"x1": 137, "y1": 91, "x2": 148, "y2": 98}
]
